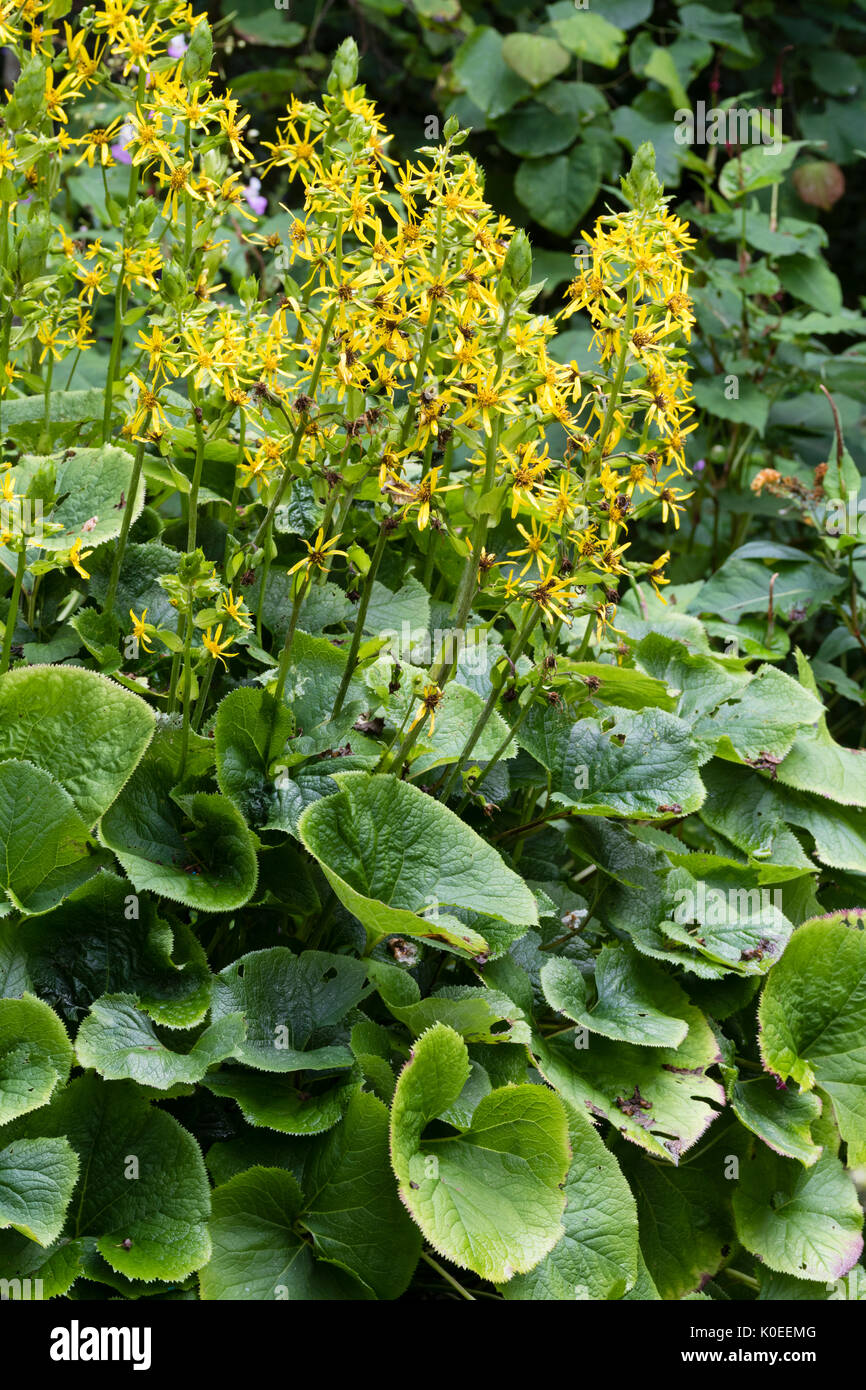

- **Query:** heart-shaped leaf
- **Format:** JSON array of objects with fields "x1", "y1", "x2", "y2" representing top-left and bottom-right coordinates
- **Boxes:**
[
  {"x1": 390, "y1": 1023, "x2": 569, "y2": 1282},
  {"x1": 299, "y1": 772, "x2": 538, "y2": 955},
  {"x1": 0, "y1": 666, "x2": 155, "y2": 824},
  {"x1": 759, "y1": 911, "x2": 866, "y2": 1164}
]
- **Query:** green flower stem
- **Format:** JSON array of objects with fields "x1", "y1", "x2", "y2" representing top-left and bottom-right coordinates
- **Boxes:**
[
  {"x1": 0, "y1": 548, "x2": 26, "y2": 674},
  {"x1": 192, "y1": 657, "x2": 216, "y2": 732},
  {"x1": 104, "y1": 439, "x2": 146, "y2": 616},
  {"x1": 455, "y1": 662, "x2": 545, "y2": 814},
  {"x1": 255, "y1": 456, "x2": 341, "y2": 641},
  {"x1": 595, "y1": 278, "x2": 635, "y2": 462},
  {"x1": 101, "y1": 276, "x2": 126, "y2": 444},
  {"x1": 331, "y1": 517, "x2": 388, "y2": 718},
  {"x1": 0, "y1": 309, "x2": 12, "y2": 440},
  {"x1": 251, "y1": 293, "x2": 341, "y2": 641},
  {"x1": 419, "y1": 1251, "x2": 475, "y2": 1301},
  {"x1": 178, "y1": 616, "x2": 195, "y2": 781},
  {"x1": 252, "y1": 208, "x2": 342, "y2": 560},
  {"x1": 438, "y1": 604, "x2": 541, "y2": 802},
  {"x1": 373, "y1": 690, "x2": 416, "y2": 775},
  {"x1": 167, "y1": 611, "x2": 185, "y2": 714},
  {"x1": 186, "y1": 388, "x2": 206, "y2": 553},
  {"x1": 396, "y1": 149, "x2": 447, "y2": 450},
  {"x1": 182, "y1": 118, "x2": 194, "y2": 268},
  {"x1": 573, "y1": 611, "x2": 595, "y2": 661},
  {"x1": 445, "y1": 307, "x2": 511, "y2": 641},
  {"x1": 379, "y1": 518, "x2": 501, "y2": 777},
  {"x1": 223, "y1": 409, "x2": 246, "y2": 571},
  {"x1": 43, "y1": 354, "x2": 53, "y2": 431},
  {"x1": 266, "y1": 573, "x2": 310, "y2": 763},
  {"x1": 64, "y1": 347, "x2": 81, "y2": 390},
  {"x1": 101, "y1": 71, "x2": 145, "y2": 446}
]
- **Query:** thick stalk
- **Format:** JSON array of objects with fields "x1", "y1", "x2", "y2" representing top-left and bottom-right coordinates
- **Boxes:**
[
  {"x1": 167, "y1": 611, "x2": 185, "y2": 713},
  {"x1": 594, "y1": 278, "x2": 635, "y2": 461},
  {"x1": 331, "y1": 518, "x2": 388, "y2": 717},
  {"x1": 43, "y1": 354, "x2": 53, "y2": 431},
  {"x1": 186, "y1": 388, "x2": 206, "y2": 553},
  {"x1": 0, "y1": 548, "x2": 26, "y2": 674},
  {"x1": 456, "y1": 664, "x2": 545, "y2": 813},
  {"x1": 438, "y1": 605, "x2": 541, "y2": 801},
  {"x1": 101, "y1": 73, "x2": 144, "y2": 445},
  {"x1": 192, "y1": 657, "x2": 216, "y2": 731},
  {"x1": 104, "y1": 440, "x2": 146, "y2": 615},
  {"x1": 265, "y1": 574, "x2": 310, "y2": 762},
  {"x1": 178, "y1": 616, "x2": 194, "y2": 780},
  {"x1": 252, "y1": 300, "x2": 339, "y2": 553}
]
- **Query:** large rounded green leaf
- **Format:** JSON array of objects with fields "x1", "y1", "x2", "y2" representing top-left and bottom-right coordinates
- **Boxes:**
[
  {"x1": 3, "y1": 1073, "x2": 211, "y2": 1282},
  {"x1": 0, "y1": 760, "x2": 104, "y2": 915},
  {"x1": 390, "y1": 1023, "x2": 569, "y2": 1282},
  {"x1": 75, "y1": 995, "x2": 245, "y2": 1088},
  {"x1": 501, "y1": 33, "x2": 570, "y2": 87},
  {"x1": 515, "y1": 145, "x2": 602, "y2": 238},
  {"x1": 532, "y1": 994, "x2": 725, "y2": 1162},
  {"x1": 733, "y1": 1149, "x2": 863, "y2": 1283},
  {"x1": 0, "y1": 666, "x2": 155, "y2": 824},
  {"x1": 0, "y1": 994, "x2": 73, "y2": 1124},
  {"x1": 299, "y1": 772, "x2": 538, "y2": 955},
  {"x1": 200, "y1": 1167, "x2": 371, "y2": 1300},
  {"x1": 17, "y1": 871, "x2": 211, "y2": 1028},
  {"x1": 541, "y1": 945, "x2": 689, "y2": 1048},
  {"x1": 100, "y1": 734, "x2": 258, "y2": 912},
  {"x1": 521, "y1": 705, "x2": 705, "y2": 819},
  {"x1": 13, "y1": 445, "x2": 145, "y2": 552},
  {"x1": 203, "y1": 1070, "x2": 358, "y2": 1137},
  {"x1": 759, "y1": 912, "x2": 866, "y2": 1164},
  {"x1": 500, "y1": 1104, "x2": 638, "y2": 1300},
  {"x1": 211, "y1": 948, "x2": 367, "y2": 1073},
  {"x1": 0, "y1": 1137, "x2": 78, "y2": 1246}
]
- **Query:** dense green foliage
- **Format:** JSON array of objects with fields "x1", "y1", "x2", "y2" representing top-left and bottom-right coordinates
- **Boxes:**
[{"x1": 0, "y1": 0, "x2": 864, "y2": 1304}]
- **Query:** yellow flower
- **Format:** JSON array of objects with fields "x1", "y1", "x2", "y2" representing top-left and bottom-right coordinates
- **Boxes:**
[
  {"x1": 129, "y1": 608, "x2": 154, "y2": 652},
  {"x1": 470, "y1": 542, "x2": 501, "y2": 586},
  {"x1": 219, "y1": 589, "x2": 252, "y2": 631},
  {"x1": 659, "y1": 486, "x2": 693, "y2": 530},
  {"x1": 156, "y1": 160, "x2": 202, "y2": 222},
  {"x1": 68, "y1": 538, "x2": 93, "y2": 580},
  {"x1": 287, "y1": 528, "x2": 347, "y2": 578},
  {"x1": 521, "y1": 562, "x2": 576, "y2": 627},
  {"x1": 647, "y1": 552, "x2": 671, "y2": 604},
  {"x1": 410, "y1": 683, "x2": 444, "y2": 738},
  {"x1": 129, "y1": 374, "x2": 167, "y2": 437},
  {"x1": 202, "y1": 625, "x2": 237, "y2": 669},
  {"x1": 73, "y1": 118, "x2": 124, "y2": 168},
  {"x1": 454, "y1": 366, "x2": 519, "y2": 437},
  {"x1": 37, "y1": 323, "x2": 64, "y2": 364},
  {"x1": 260, "y1": 119, "x2": 322, "y2": 181},
  {"x1": 508, "y1": 518, "x2": 550, "y2": 579}
]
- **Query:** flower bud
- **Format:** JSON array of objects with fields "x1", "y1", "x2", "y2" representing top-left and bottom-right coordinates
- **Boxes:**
[
  {"x1": 181, "y1": 19, "x2": 213, "y2": 86},
  {"x1": 13, "y1": 211, "x2": 51, "y2": 283},
  {"x1": 498, "y1": 228, "x2": 532, "y2": 304},
  {"x1": 159, "y1": 261, "x2": 187, "y2": 304},
  {"x1": 6, "y1": 55, "x2": 46, "y2": 129},
  {"x1": 327, "y1": 38, "x2": 359, "y2": 94},
  {"x1": 620, "y1": 142, "x2": 663, "y2": 210}
]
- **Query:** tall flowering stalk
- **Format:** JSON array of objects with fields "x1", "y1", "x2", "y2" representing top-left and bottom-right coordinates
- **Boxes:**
[{"x1": 0, "y1": 7, "x2": 695, "y2": 793}]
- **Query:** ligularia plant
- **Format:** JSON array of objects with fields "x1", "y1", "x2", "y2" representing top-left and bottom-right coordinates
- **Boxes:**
[{"x1": 0, "y1": 2, "x2": 863, "y2": 1307}]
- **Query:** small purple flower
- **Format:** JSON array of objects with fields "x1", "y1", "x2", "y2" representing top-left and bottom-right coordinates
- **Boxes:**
[
  {"x1": 243, "y1": 176, "x2": 267, "y2": 217},
  {"x1": 111, "y1": 121, "x2": 135, "y2": 166},
  {"x1": 693, "y1": 457, "x2": 706, "y2": 473},
  {"x1": 167, "y1": 34, "x2": 188, "y2": 60}
]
